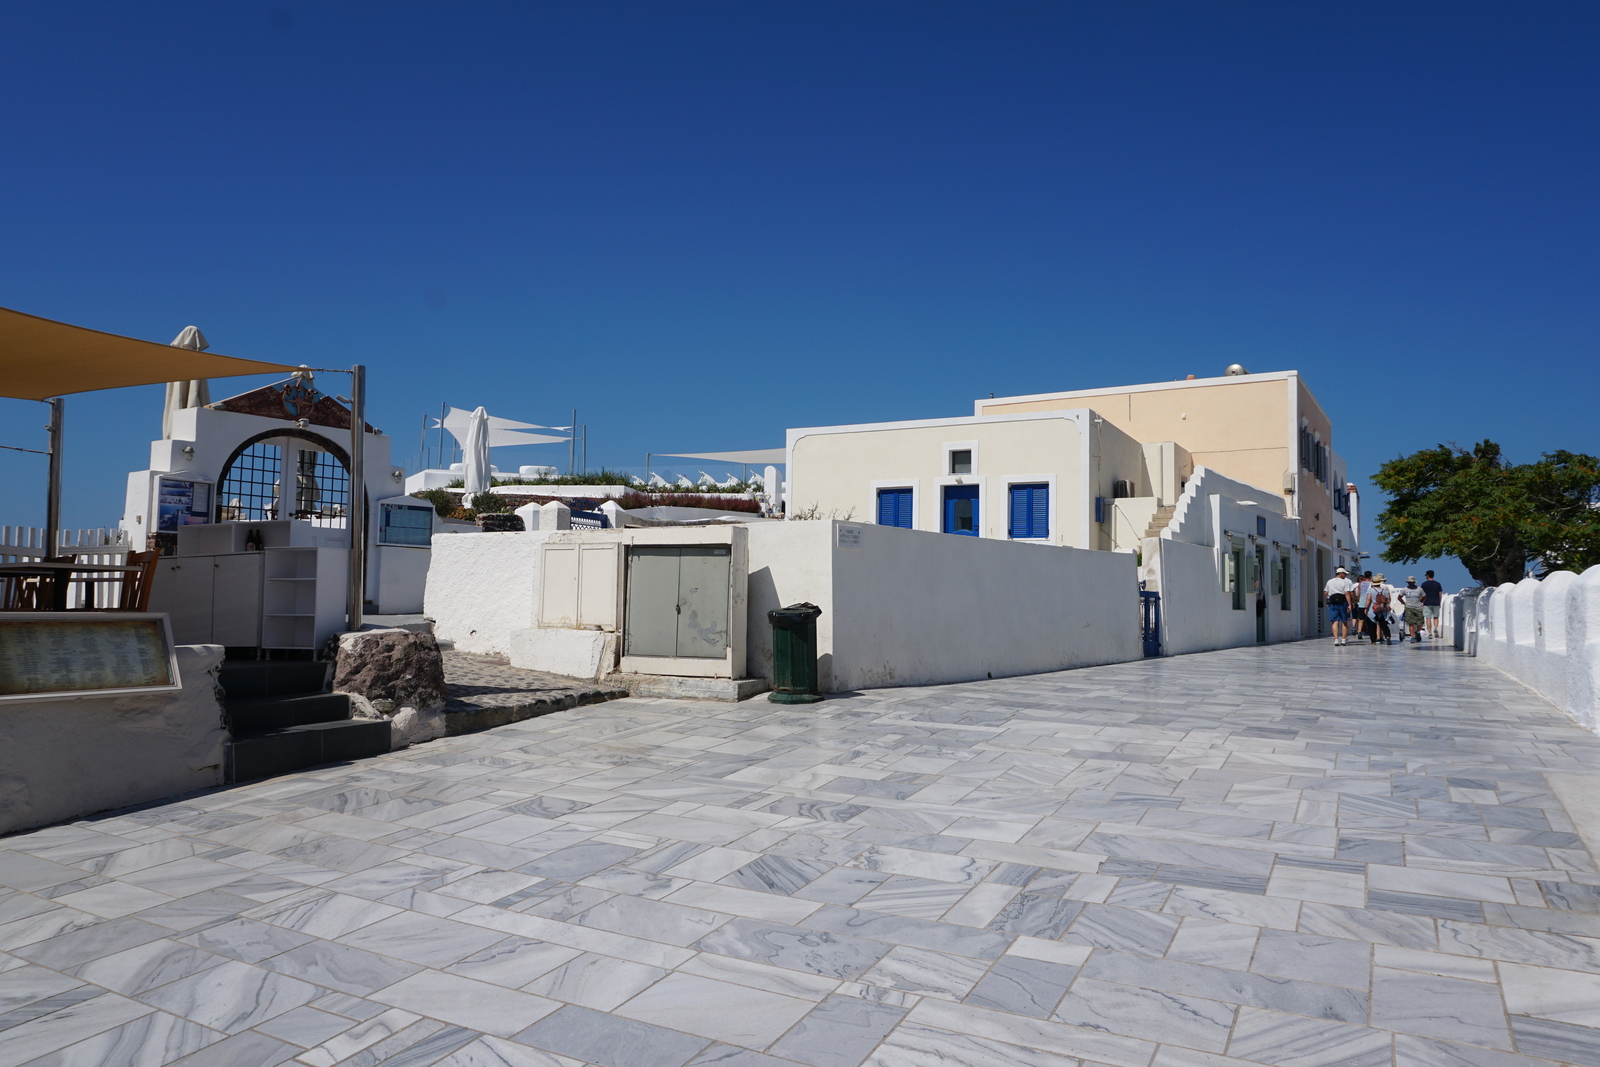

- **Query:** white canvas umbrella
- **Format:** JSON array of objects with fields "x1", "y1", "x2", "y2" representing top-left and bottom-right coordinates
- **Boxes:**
[
  {"x1": 461, "y1": 406, "x2": 492, "y2": 506},
  {"x1": 162, "y1": 326, "x2": 212, "y2": 440}
]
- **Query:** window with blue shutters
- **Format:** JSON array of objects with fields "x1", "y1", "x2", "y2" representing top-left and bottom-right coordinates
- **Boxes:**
[
  {"x1": 876, "y1": 487, "x2": 913, "y2": 529},
  {"x1": 1008, "y1": 483, "x2": 1049, "y2": 539}
]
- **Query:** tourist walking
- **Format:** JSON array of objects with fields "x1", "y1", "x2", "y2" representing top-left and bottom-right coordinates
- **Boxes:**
[
  {"x1": 1420, "y1": 570, "x2": 1444, "y2": 640},
  {"x1": 1397, "y1": 577, "x2": 1427, "y2": 643},
  {"x1": 1369, "y1": 573, "x2": 1394, "y2": 644},
  {"x1": 1324, "y1": 566, "x2": 1356, "y2": 646},
  {"x1": 1350, "y1": 571, "x2": 1373, "y2": 644}
]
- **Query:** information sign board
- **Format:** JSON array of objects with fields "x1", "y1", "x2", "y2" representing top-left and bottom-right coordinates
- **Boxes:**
[{"x1": 0, "y1": 614, "x2": 182, "y2": 702}]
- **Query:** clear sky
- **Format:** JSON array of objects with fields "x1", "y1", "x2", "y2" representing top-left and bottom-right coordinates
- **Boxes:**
[{"x1": 3, "y1": 2, "x2": 1595, "y2": 589}]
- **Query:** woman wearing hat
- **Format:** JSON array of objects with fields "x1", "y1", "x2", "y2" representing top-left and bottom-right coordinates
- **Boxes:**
[{"x1": 1369, "y1": 573, "x2": 1394, "y2": 644}]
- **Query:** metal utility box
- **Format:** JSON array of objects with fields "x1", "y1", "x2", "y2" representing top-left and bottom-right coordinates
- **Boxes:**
[
  {"x1": 538, "y1": 542, "x2": 623, "y2": 630},
  {"x1": 619, "y1": 527, "x2": 747, "y2": 679}
]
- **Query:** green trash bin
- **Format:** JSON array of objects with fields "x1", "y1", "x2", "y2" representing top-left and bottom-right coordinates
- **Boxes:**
[{"x1": 768, "y1": 602, "x2": 824, "y2": 704}]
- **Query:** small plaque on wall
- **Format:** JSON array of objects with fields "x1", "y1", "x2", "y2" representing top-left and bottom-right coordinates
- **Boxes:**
[{"x1": 0, "y1": 614, "x2": 181, "y2": 702}]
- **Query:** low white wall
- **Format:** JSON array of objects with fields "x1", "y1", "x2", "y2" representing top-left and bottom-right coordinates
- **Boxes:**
[
  {"x1": 431, "y1": 520, "x2": 1145, "y2": 693},
  {"x1": 426, "y1": 531, "x2": 552, "y2": 655},
  {"x1": 1466, "y1": 567, "x2": 1600, "y2": 736},
  {"x1": 750, "y1": 521, "x2": 1142, "y2": 692},
  {"x1": 0, "y1": 645, "x2": 228, "y2": 835}
]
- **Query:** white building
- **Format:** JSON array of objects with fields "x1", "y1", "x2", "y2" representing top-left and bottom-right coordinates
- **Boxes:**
[{"x1": 122, "y1": 374, "x2": 438, "y2": 639}]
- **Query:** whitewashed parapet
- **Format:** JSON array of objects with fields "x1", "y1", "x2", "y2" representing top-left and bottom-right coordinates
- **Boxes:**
[{"x1": 1464, "y1": 565, "x2": 1600, "y2": 736}]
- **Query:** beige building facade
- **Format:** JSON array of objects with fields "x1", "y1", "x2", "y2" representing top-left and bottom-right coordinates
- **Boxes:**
[
  {"x1": 785, "y1": 411, "x2": 1147, "y2": 550},
  {"x1": 974, "y1": 370, "x2": 1342, "y2": 551}
]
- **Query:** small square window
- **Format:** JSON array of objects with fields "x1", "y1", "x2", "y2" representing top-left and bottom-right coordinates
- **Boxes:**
[{"x1": 950, "y1": 449, "x2": 972, "y2": 475}]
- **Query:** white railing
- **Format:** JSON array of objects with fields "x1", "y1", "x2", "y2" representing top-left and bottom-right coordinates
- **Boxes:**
[{"x1": 0, "y1": 527, "x2": 134, "y2": 608}]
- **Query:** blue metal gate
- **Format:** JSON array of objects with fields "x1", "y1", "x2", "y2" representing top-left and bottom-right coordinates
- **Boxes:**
[{"x1": 1140, "y1": 586, "x2": 1162, "y2": 658}]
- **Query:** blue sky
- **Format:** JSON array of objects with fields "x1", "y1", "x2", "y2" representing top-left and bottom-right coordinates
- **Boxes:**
[{"x1": 2, "y1": 2, "x2": 1595, "y2": 588}]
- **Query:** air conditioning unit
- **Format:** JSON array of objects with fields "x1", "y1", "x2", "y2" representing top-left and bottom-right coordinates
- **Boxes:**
[
  {"x1": 1112, "y1": 479, "x2": 1135, "y2": 499},
  {"x1": 1282, "y1": 472, "x2": 1296, "y2": 494}
]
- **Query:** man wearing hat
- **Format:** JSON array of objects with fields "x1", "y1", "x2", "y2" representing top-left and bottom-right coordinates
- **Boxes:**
[
  {"x1": 1396, "y1": 576, "x2": 1427, "y2": 643},
  {"x1": 1323, "y1": 566, "x2": 1357, "y2": 646}
]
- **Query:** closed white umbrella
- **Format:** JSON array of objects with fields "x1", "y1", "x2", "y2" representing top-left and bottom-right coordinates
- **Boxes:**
[
  {"x1": 162, "y1": 326, "x2": 212, "y2": 440},
  {"x1": 462, "y1": 406, "x2": 492, "y2": 507}
]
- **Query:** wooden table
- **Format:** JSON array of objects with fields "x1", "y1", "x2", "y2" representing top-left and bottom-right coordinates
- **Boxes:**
[{"x1": 0, "y1": 561, "x2": 142, "y2": 612}]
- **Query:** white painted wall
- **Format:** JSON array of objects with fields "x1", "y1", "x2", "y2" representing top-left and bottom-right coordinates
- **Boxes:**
[
  {"x1": 0, "y1": 645, "x2": 228, "y2": 835},
  {"x1": 749, "y1": 521, "x2": 1142, "y2": 692},
  {"x1": 1152, "y1": 465, "x2": 1305, "y2": 655},
  {"x1": 1462, "y1": 567, "x2": 1600, "y2": 736},
  {"x1": 426, "y1": 531, "x2": 551, "y2": 654},
  {"x1": 430, "y1": 518, "x2": 1144, "y2": 693}
]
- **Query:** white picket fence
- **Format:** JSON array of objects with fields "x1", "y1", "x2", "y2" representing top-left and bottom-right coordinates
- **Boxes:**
[{"x1": 0, "y1": 527, "x2": 134, "y2": 609}]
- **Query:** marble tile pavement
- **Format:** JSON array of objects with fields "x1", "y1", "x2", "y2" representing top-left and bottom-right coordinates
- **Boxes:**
[{"x1": 3, "y1": 640, "x2": 1600, "y2": 1067}]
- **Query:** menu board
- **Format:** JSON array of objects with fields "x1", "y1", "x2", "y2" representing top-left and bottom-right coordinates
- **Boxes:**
[
  {"x1": 0, "y1": 616, "x2": 178, "y2": 700},
  {"x1": 157, "y1": 478, "x2": 212, "y2": 531}
]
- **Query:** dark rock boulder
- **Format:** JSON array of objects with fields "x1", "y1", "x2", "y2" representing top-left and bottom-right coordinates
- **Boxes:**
[{"x1": 331, "y1": 628, "x2": 447, "y2": 713}]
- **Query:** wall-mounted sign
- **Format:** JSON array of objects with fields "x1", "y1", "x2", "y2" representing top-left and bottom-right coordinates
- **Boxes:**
[
  {"x1": 0, "y1": 614, "x2": 181, "y2": 702},
  {"x1": 836, "y1": 525, "x2": 862, "y2": 549},
  {"x1": 157, "y1": 478, "x2": 213, "y2": 531}
]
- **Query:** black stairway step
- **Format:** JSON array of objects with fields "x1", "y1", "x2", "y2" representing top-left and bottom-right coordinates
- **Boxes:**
[
  {"x1": 217, "y1": 660, "x2": 331, "y2": 700},
  {"x1": 225, "y1": 719, "x2": 391, "y2": 783},
  {"x1": 226, "y1": 693, "x2": 353, "y2": 733}
]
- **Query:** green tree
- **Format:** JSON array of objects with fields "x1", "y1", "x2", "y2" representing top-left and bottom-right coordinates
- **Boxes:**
[{"x1": 1373, "y1": 441, "x2": 1600, "y2": 586}]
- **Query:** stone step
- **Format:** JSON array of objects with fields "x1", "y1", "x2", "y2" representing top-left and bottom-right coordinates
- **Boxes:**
[
  {"x1": 225, "y1": 719, "x2": 391, "y2": 783},
  {"x1": 1143, "y1": 505, "x2": 1179, "y2": 539},
  {"x1": 226, "y1": 692, "x2": 352, "y2": 734},
  {"x1": 217, "y1": 659, "x2": 330, "y2": 700}
]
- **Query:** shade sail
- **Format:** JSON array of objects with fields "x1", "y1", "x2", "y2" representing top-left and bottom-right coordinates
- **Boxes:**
[
  {"x1": 433, "y1": 406, "x2": 569, "y2": 448},
  {"x1": 0, "y1": 306, "x2": 298, "y2": 400},
  {"x1": 653, "y1": 448, "x2": 787, "y2": 465}
]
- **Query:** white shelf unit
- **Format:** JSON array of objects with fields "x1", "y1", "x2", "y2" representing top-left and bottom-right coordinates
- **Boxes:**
[
  {"x1": 150, "y1": 544, "x2": 349, "y2": 651},
  {"x1": 261, "y1": 548, "x2": 348, "y2": 650}
]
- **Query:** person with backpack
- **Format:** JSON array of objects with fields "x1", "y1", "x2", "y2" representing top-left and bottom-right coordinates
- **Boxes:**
[
  {"x1": 1350, "y1": 571, "x2": 1373, "y2": 643},
  {"x1": 1369, "y1": 574, "x2": 1393, "y2": 644},
  {"x1": 1396, "y1": 577, "x2": 1427, "y2": 644},
  {"x1": 1324, "y1": 566, "x2": 1356, "y2": 646}
]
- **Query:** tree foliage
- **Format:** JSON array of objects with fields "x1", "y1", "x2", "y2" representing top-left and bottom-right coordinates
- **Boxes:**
[{"x1": 1373, "y1": 441, "x2": 1600, "y2": 586}]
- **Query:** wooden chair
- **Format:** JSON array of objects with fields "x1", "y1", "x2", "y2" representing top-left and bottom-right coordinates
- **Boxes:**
[{"x1": 116, "y1": 550, "x2": 161, "y2": 612}]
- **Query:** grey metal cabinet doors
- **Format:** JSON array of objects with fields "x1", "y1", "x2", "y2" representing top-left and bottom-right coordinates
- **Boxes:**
[{"x1": 624, "y1": 545, "x2": 731, "y2": 659}]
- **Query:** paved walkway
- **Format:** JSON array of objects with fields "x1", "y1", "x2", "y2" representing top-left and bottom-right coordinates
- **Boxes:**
[
  {"x1": 3, "y1": 642, "x2": 1599, "y2": 1067},
  {"x1": 441, "y1": 652, "x2": 626, "y2": 734}
]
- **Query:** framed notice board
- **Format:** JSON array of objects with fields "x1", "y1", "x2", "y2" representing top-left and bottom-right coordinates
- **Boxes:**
[{"x1": 0, "y1": 614, "x2": 182, "y2": 702}]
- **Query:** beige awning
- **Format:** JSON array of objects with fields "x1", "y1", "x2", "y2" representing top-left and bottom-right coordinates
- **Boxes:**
[{"x1": 0, "y1": 306, "x2": 298, "y2": 400}]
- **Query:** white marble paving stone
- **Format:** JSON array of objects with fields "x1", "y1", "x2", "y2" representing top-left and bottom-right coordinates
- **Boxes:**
[
  {"x1": 614, "y1": 971, "x2": 815, "y2": 1047},
  {"x1": 134, "y1": 958, "x2": 320, "y2": 1033},
  {"x1": 859, "y1": 945, "x2": 991, "y2": 1000},
  {"x1": 370, "y1": 969, "x2": 561, "y2": 1037},
  {"x1": 68, "y1": 937, "x2": 228, "y2": 995},
  {"x1": 1054, "y1": 977, "x2": 1234, "y2": 1052},
  {"x1": 432, "y1": 1033, "x2": 585, "y2": 1067},
  {"x1": 1227, "y1": 1005, "x2": 1391, "y2": 1067},
  {"x1": 15, "y1": 1009, "x2": 222, "y2": 1067},
  {"x1": 295, "y1": 1006, "x2": 421, "y2": 1066},
  {"x1": 522, "y1": 951, "x2": 668, "y2": 1009},
  {"x1": 1499, "y1": 961, "x2": 1600, "y2": 1027},
  {"x1": 446, "y1": 936, "x2": 584, "y2": 988},
  {"x1": 0, "y1": 991, "x2": 158, "y2": 1065},
  {"x1": 335, "y1": 910, "x2": 509, "y2": 967}
]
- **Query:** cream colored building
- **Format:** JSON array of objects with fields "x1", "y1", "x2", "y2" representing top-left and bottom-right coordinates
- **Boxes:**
[
  {"x1": 786, "y1": 410, "x2": 1153, "y2": 550},
  {"x1": 973, "y1": 369, "x2": 1344, "y2": 551}
]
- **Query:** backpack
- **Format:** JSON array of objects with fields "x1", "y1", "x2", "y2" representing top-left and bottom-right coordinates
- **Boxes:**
[{"x1": 1373, "y1": 589, "x2": 1390, "y2": 612}]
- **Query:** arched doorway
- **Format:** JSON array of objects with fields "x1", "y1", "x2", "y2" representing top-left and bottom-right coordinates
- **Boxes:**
[{"x1": 216, "y1": 429, "x2": 352, "y2": 524}]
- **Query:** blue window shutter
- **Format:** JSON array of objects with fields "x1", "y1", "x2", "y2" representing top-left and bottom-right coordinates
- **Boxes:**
[
  {"x1": 1009, "y1": 483, "x2": 1048, "y2": 538},
  {"x1": 877, "y1": 488, "x2": 912, "y2": 529}
]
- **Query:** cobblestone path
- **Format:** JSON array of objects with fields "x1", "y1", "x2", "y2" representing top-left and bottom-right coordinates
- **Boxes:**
[{"x1": 2, "y1": 641, "x2": 1598, "y2": 1067}]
